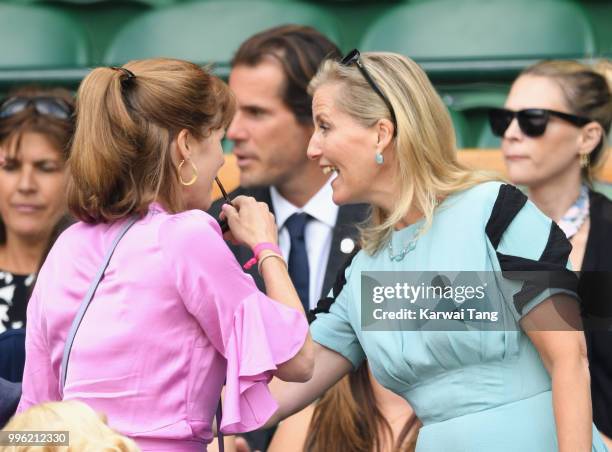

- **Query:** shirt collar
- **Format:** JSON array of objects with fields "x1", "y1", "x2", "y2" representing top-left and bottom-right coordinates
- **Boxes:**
[{"x1": 270, "y1": 177, "x2": 339, "y2": 229}]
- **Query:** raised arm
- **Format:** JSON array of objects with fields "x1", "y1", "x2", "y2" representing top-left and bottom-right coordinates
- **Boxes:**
[{"x1": 222, "y1": 196, "x2": 314, "y2": 382}]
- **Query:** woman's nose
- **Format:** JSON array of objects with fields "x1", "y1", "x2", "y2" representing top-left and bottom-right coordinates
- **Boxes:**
[
  {"x1": 307, "y1": 136, "x2": 322, "y2": 161},
  {"x1": 504, "y1": 117, "x2": 523, "y2": 141},
  {"x1": 17, "y1": 167, "x2": 37, "y2": 193}
]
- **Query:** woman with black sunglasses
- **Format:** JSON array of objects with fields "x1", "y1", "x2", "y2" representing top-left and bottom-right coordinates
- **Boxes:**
[
  {"x1": 262, "y1": 51, "x2": 608, "y2": 452},
  {"x1": 496, "y1": 59, "x2": 612, "y2": 450}
]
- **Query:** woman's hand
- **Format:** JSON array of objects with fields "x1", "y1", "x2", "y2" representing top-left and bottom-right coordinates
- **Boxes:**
[{"x1": 221, "y1": 196, "x2": 278, "y2": 248}]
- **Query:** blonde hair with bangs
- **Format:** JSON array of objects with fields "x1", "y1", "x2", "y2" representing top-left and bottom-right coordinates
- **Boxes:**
[{"x1": 309, "y1": 52, "x2": 500, "y2": 254}]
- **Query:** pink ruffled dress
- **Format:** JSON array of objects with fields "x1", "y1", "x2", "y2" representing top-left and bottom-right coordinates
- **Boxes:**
[{"x1": 18, "y1": 203, "x2": 308, "y2": 451}]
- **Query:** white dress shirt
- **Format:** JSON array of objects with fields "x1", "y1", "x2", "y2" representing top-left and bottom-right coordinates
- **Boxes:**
[{"x1": 270, "y1": 178, "x2": 339, "y2": 310}]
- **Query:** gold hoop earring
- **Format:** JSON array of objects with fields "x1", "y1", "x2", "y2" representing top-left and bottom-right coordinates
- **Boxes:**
[
  {"x1": 178, "y1": 159, "x2": 198, "y2": 186},
  {"x1": 580, "y1": 153, "x2": 590, "y2": 169}
]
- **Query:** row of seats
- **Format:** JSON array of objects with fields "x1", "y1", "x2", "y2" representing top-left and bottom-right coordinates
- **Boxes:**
[
  {"x1": 0, "y1": 0, "x2": 609, "y2": 72},
  {"x1": 0, "y1": 0, "x2": 610, "y2": 150}
]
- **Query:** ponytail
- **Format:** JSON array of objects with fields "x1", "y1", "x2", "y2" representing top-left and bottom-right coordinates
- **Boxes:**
[{"x1": 67, "y1": 58, "x2": 235, "y2": 223}]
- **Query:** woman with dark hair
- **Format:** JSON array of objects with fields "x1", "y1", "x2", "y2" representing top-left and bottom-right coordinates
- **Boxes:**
[
  {"x1": 0, "y1": 87, "x2": 74, "y2": 383},
  {"x1": 17, "y1": 59, "x2": 313, "y2": 451},
  {"x1": 494, "y1": 59, "x2": 612, "y2": 449}
]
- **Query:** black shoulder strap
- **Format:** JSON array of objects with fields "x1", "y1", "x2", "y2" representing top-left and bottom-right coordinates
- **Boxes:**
[
  {"x1": 486, "y1": 185, "x2": 577, "y2": 315},
  {"x1": 308, "y1": 246, "x2": 360, "y2": 324},
  {"x1": 485, "y1": 184, "x2": 527, "y2": 249}
]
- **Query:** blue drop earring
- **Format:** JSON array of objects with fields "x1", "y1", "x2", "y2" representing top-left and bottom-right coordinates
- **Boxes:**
[{"x1": 375, "y1": 152, "x2": 384, "y2": 165}]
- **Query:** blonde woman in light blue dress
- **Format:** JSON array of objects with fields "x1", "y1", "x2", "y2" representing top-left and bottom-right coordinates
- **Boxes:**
[{"x1": 264, "y1": 51, "x2": 608, "y2": 452}]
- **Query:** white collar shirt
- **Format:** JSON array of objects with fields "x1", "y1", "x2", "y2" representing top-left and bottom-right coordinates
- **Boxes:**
[{"x1": 270, "y1": 178, "x2": 339, "y2": 309}]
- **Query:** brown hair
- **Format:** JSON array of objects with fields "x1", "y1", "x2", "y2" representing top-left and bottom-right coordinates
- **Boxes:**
[
  {"x1": 0, "y1": 86, "x2": 75, "y2": 247},
  {"x1": 305, "y1": 363, "x2": 418, "y2": 452},
  {"x1": 231, "y1": 25, "x2": 341, "y2": 125},
  {"x1": 521, "y1": 59, "x2": 612, "y2": 181},
  {"x1": 67, "y1": 58, "x2": 235, "y2": 223}
]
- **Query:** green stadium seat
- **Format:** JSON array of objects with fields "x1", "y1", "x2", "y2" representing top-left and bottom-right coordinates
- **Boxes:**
[
  {"x1": 0, "y1": 3, "x2": 90, "y2": 69},
  {"x1": 440, "y1": 86, "x2": 509, "y2": 148},
  {"x1": 360, "y1": 0, "x2": 597, "y2": 82},
  {"x1": 594, "y1": 181, "x2": 612, "y2": 200},
  {"x1": 582, "y1": 1, "x2": 612, "y2": 56},
  {"x1": 104, "y1": 0, "x2": 342, "y2": 76},
  {"x1": 448, "y1": 108, "x2": 469, "y2": 149},
  {"x1": 2, "y1": 0, "x2": 174, "y2": 5}
]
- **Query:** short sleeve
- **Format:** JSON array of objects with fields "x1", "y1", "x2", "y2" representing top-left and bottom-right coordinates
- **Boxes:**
[
  {"x1": 310, "y1": 253, "x2": 365, "y2": 369},
  {"x1": 160, "y1": 210, "x2": 308, "y2": 434},
  {"x1": 486, "y1": 184, "x2": 579, "y2": 320}
]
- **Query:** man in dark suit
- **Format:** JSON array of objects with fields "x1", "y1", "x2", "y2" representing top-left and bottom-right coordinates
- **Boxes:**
[
  {"x1": 209, "y1": 25, "x2": 368, "y2": 451},
  {"x1": 211, "y1": 25, "x2": 367, "y2": 312}
]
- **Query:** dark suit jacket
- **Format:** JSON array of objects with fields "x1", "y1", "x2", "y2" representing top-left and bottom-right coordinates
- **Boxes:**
[
  {"x1": 209, "y1": 186, "x2": 369, "y2": 301},
  {"x1": 580, "y1": 190, "x2": 612, "y2": 438},
  {"x1": 209, "y1": 186, "x2": 368, "y2": 451}
]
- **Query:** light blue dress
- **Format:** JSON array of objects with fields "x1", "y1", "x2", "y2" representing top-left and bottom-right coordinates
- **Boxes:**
[{"x1": 311, "y1": 182, "x2": 607, "y2": 451}]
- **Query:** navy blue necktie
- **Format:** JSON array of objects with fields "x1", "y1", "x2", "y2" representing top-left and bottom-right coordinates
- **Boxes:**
[{"x1": 285, "y1": 212, "x2": 310, "y2": 312}]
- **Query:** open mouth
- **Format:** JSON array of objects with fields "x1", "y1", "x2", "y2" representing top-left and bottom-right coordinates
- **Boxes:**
[{"x1": 322, "y1": 165, "x2": 339, "y2": 175}]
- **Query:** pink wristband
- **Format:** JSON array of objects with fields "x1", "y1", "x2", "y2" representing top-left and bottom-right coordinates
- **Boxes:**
[{"x1": 243, "y1": 242, "x2": 282, "y2": 270}]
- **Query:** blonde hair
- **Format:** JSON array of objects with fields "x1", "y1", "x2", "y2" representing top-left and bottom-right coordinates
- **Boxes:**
[
  {"x1": 309, "y1": 52, "x2": 499, "y2": 254},
  {"x1": 521, "y1": 59, "x2": 612, "y2": 181},
  {"x1": 67, "y1": 58, "x2": 235, "y2": 223},
  {"x1": 1, "y1": 400, "x2": 140, "y2": 451}
]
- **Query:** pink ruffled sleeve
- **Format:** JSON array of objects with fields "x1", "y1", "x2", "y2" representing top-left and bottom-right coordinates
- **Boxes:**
[{"x1": 160, "y1": 210, "x2": 308, "y2": 433}]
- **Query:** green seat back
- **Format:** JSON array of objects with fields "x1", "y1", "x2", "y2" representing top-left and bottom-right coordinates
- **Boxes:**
[
  {"x1": 360, "y1": 0, "x2": 596, "y2": 61},
  {"x1": 593, "y1": 181, "x2": 612, "y2": 201},
  {"x1": 104, "y1": 0, "x2": 341, "y2": 71},
  {"x1": 583, "y1": 1, "x2": 612, "y2": 56},
  {"x1": 0, "y1": 3, "x2": 90, "y2": 68},
  {"x1": 440, "y1": 86, "x2": 509, "y2": 148},
  {"x1": 448, "y1": 108, "x2": 469, "y2": 149}
]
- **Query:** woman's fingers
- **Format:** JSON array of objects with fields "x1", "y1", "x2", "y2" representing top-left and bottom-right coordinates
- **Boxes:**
[{"x1": 221, "y1": 203, "x2": 239, "y2": 220}]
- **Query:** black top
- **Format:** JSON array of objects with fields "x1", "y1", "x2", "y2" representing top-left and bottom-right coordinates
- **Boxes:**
[
  {"x1": 0, "y1": 270, "x2": 34, "y2": 334},
  {"x1": 581, "y1": 190, "x2": 612, "y2": 438}
]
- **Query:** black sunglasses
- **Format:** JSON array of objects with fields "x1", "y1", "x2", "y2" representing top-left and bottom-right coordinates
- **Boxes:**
[
  {"x1": 488, "y1": 107, "x2": 591, "y2": 138},
  {"x1": 0, "y1": 96, "x2": 74, "y2": 121},
  {"x1": 340, "y1": 49, "x2": 397, "y2": 136}
]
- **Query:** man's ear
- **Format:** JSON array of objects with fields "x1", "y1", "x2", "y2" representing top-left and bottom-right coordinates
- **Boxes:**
[
  {"x1": 175, "y1": 129, "x2": 192, "y2": 162},
  {"x1": 376, "y1": 118, "x2": 394, "y2": 152},
  {"x1": 578, "y1": 121, "x2": 604, "y2": 156}
]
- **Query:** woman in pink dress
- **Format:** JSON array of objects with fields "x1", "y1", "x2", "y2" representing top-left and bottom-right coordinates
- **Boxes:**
[{"x1": 17, "y1": 58, "x2": 313, "y2": 451}]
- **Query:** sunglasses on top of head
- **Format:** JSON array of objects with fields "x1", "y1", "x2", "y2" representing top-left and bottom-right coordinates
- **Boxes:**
[
  {"x1": 340, "y1": 49, "x2": 398, "y2": 137},
  {"x1": 0, "y1": 96, "x2": 74, "y2": 121},
  {"x1": 488, "y1": 107, "x2": 592, "y2": 138}
]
